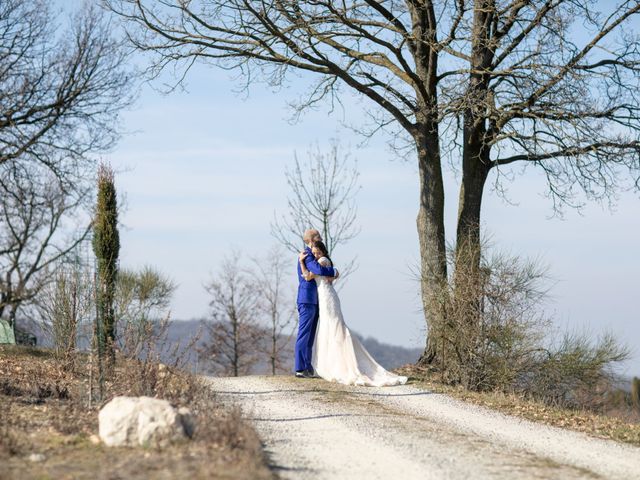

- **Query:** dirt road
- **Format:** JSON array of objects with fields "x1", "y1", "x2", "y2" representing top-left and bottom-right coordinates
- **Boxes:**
[{"x1": 205, "y1": 375, "x2": 640, "y2": 480}]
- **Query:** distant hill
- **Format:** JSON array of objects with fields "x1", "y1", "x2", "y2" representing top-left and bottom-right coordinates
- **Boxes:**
[
  {"x1": 165, "y1": 319, "x2": 422, "y2": 374},
  {"x1": 19, "y1": 317, "x2": 422, "y2": 375},
  {"x1": 352, "y1": 332, "x2": 423, "y2": 370}
]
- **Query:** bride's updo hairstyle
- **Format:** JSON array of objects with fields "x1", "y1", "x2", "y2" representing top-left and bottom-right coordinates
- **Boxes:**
[{"x1": 312, "y1": 240, "x2": 332, "y2": 266}]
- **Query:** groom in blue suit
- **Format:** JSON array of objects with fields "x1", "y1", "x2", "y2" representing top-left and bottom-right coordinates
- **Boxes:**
[{"x1": 295, "y1": 229, "x2": 337, "y2": 377}]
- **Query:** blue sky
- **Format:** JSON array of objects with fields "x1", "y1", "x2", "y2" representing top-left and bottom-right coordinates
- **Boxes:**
[{"x1": 90, "y1": 4, "x2": 640, "y2": 377}]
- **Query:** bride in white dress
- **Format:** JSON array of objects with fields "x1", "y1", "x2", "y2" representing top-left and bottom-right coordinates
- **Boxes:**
[{"x1": 299, "y1": 241, "x2": 408, "y2": 387}]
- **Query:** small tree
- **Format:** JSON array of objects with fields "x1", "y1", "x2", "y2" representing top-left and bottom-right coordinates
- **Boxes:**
[
  {"x1": 200, "y1": 252, "x2": 261, "y2": 377},
  {"x1": 0, "y1": 163, "x2": 91, "y2": 335},
  {"x1": 93, "y1": 164, "x2": 120, "y2": 370},
  {"x1": 271, "y1": 141, "x2": 360, "y2": 278},
  {"x1": 252, "y1": 246, "x2": 295, "y2": 375},
  {"x1": 115, "y1": 265, "x2": 177, "y2": 358},
  {"x1": 37, "y1": 262, "x2": 94, "y2": 367}
]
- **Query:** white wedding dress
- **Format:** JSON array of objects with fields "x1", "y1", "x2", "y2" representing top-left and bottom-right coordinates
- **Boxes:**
[{"x1": 311, "y1": 257, "x2": 408, "y2": 387}]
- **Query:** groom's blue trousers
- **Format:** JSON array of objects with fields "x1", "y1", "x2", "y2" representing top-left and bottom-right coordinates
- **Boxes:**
[{"x1": 295, "y1": 303, "x2": 319, "y2": 372}]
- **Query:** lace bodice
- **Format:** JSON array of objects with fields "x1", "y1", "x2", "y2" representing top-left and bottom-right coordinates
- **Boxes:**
[
  {"x1": 317, "y1": 256, "x2": 332, "y2": 268},
  {"x1": 315, "y1": 257, "x2": 333, "y2": 286}
]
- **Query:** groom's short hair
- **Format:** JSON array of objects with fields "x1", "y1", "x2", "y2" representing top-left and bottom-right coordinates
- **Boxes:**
[{"x1": 303, "y1": 229, "x2": 319, "y2": 244}]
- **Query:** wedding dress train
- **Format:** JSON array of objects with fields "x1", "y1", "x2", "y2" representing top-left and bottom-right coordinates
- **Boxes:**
[{"x1": 311, "y1": 257, "x2": 408, "y2": 387}]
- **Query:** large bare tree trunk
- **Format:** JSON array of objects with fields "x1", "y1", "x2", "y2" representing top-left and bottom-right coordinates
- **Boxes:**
[
  {"x1": 457, "y1": 0, "x2": 494, "y2": 261},
  {"x1": 457, "y1": 141, "x2": 491, "y2": 260},
  {"x1": 415, "y1": 126, "x2": 448, "y2": 365},
  {"x1": 455, "y1": 133, "x2": 491, "y2": 364},
  {"x1": 408, "y1": 2, "x2": 449, "y2": 366},
  {"x1": 452, "y1": 2, "x2": 495, "y2": 373}
]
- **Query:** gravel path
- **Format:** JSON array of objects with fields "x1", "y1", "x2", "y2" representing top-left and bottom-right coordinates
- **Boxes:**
[{"x1": 205, "y1": 375, "x2": 640, "y2": 480}]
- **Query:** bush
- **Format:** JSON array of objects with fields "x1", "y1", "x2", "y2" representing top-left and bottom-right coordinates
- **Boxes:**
[
  {"x1": 522, "y1": 331, "x2": 629, "y2": 409},
  {"x1": 115, "y1": 266, "x2": 177, "y2": 359},
  {"x1": 37, "y1": 263, "x2": 93, "y2": 369},
  {"x1": 632, "y1": 377, "x2": 640, "y2": 412},
  {"x1": 425, "y1": 239, "x2": 629, "y2": 409}
]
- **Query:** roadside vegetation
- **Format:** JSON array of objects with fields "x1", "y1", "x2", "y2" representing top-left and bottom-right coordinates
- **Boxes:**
[
  {"x1": 400, "y1": 241, "x2": 639, "y2": 447},
  {"x1": 0, "y1": 344, "x2": 272, "y2": 480}
]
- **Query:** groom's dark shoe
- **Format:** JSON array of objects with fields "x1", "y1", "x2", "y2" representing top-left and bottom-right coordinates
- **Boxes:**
[{"x1": 295, "y1": 370, "x2": 313, "y2": 378}]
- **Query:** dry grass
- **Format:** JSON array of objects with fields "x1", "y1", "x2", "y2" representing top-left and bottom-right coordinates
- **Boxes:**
[
  {"x1": 397, "y1": 364, "x2": 640, "y2": 447},
  {"x1": 0, "y1": 344, "x2": 273, "y2": 480}
]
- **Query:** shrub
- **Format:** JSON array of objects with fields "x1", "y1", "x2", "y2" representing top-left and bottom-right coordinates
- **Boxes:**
[
  {"x1": 632, "y1": 377, "x2": 640, "y2": 411},
  {"x1": 425, "y1": 240, "x2": 629, "y2": 409},
  {"x1": 37, "y1": 263, "x2": 93, "y2": 369}
]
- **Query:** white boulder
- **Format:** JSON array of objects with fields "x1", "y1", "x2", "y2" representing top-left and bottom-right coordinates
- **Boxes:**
[{"x1": 98, "y1": 396, "x2": 194, "y2": 448}]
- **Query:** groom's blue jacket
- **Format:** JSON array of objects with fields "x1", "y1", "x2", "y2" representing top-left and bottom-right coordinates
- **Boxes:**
[{"x1": 296, "y1": 246, "x2": 336, "y2": 304}]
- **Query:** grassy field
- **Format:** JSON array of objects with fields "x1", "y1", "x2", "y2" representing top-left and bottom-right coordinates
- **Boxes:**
[{"x1": 0, "y1": 345, "x2": 273, "y2": 480}]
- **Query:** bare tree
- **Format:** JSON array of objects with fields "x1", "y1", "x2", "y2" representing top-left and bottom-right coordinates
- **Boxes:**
[
  {"x1": 200, "y1": 252, "x2": 262, "y2": 377},
  {"x1": 0, "y1": 161, "x2": 91, "y2": 337},
  {"x1": 271, "y1": 141, "x2": 361, "y2": 278},
  {"x1": 107, "y1": 0, "x2": 640, "y2": 366},
  {"x1": 0, "y1": 0, "x2": 132, "y2": 189},
  {"x1": 0, "y1": 0, "x2": 133, "y2": 339},
  {"x1": 252, "y1": 246, "x2": 295, "y2": 375}
]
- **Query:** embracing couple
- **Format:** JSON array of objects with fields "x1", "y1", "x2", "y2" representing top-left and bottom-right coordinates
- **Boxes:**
[{"x1": 294, "y1": 229, "x2": 407, "y2": 387}]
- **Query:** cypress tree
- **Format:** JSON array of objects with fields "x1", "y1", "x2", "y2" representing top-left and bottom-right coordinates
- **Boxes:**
[{"x1": 93, "y1": 164, "x2": 120, "y2": 370}]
